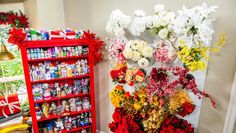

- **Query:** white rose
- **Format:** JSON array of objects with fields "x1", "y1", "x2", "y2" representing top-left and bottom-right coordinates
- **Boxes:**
[
  {"x1": 132, "y1": 51, "x2": 141, "y2": 61},
  {"x1": 158, "y1": 28, "x2": 169, "y2": 39},
  {"x1": 130, "y1": 40, "x2": 139, "y2": 50},
  {"x1": 137, "y1": 41, "x2": 148, "y2": 51},
  {"x1": 134, "y1": 10, "x2": 146, "y2": 17},
  {"x1": 138, "y1": 58, "x2": 149, "y2": 67},
  {"x1": 152, "y1": 15, "x2": 161, "y2": 27},
  {"x1": 123, "y1": 47, "x2": 133, "y2": 59},
  {"x1": 154, "y1": 4, "x2": 165, "y2": 13},
  {"x1": 159, "y1": 17, "x2": 169, "y2": 26},
  {"x1": 141, "y1": 46, "x2": 153, "y2": 58}
]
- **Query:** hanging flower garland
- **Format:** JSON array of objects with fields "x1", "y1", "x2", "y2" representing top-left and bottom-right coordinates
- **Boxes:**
[{"x1": 106, "y1": 3, "x2": 225, "y2": 133}]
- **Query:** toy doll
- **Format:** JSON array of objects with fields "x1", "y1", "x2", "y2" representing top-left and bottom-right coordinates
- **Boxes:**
[
  {"x1": 55, "y1": 118, "x2": 64, "y2": 131},
  {"x1": 33, "y1": 84, "x2": 43, "y2": 101},
  {"x1": 43, "y1": 84, "x2": 51, "y2": 100},
  {"x1": 35, "y1": 104, "x2": 43, "y2": 120},
  {"x1": 82, "y1": 97, "x2": 90, "y2": 110},
  {"x1": 75, "y1": 98, "x2": 82, "y2": 111},
  {"x1": 55, "y1": 83, "x2": 61, "y2": 97},
  {"x1": 42, "y1": 103, "x2": 50, "y2": 117},
  {"x1": 69, "y1": 98, "x2": 76, "y2": 112},
  {"x1": 50, "y1": 102, "x2": 57, "y2": 115}
]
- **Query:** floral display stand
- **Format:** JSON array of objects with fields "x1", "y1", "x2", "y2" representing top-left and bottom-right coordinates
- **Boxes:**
[{"x1": 106, "y1": 3, "x2": 226, "y2": 133}]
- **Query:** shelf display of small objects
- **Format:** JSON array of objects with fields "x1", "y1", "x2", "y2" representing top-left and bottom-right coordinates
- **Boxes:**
[{"x1": 19, "y1": 39, "x2": 96, "y2": 133}]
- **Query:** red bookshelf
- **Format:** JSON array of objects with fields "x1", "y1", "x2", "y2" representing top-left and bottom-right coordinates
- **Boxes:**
[{"x1": 20, "y1": 39, "x2": 96, "y2": 133}]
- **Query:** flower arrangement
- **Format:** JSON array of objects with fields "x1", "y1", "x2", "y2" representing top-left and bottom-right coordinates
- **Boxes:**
[
  {"x1": 80, "y1": 30, "x2": 105, "y2": 65},
  {"x1": 123, "y1": 40, "x2": 153, "y2": 67},
  {"x1": 106, "y1": 3, "x2": 225, "y2": 133},
  {"x1": 0, "y1": 11, "x2": 29, "y2": 28},
  {"x1": 110, "y1": 62, "x2": 146, "y2": 86}
]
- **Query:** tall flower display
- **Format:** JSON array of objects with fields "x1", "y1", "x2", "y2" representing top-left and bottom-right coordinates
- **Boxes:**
[{"x1": 106, "y1": 3, "x2": 226, "y2": 133}]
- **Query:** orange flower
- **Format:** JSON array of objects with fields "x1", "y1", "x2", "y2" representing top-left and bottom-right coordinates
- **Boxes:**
[
  {"x1": 116, "y1": 85, "x2": 124, "y2": 91},
  {"x1": 124, "y1": 92, "x2": 130, "y2": 99}
]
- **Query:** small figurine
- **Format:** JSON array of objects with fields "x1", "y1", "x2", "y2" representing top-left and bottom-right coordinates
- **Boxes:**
[
  {"x1": 82, "y1": 97, "x2": 90, "y2": 110},
  {"x1": 75, "y1": 98, "x2": 82, "y2": 111},
  {"x1": 50, "y1": 102, "x2": 57, "y2": 115},
  {"x1": 71, "y1": 117, "x2": 77, "y2": 129},
  {"x1": 43, "y1": 84, "x2": 51, "y2": 100},
  {"x1": 42, "y1": 103, "x2": 50, "y2": 117},
  {"x1": 55, "y1": 83, "x2": 61, "y2": 98},
  {"x1": 33, "y1": 84, "x2": 43, "y2": 101},
  {"x1": 82, "y1": 78, "x2": 89, "y2": 94},
  {"x1": 65, "y1": 122, "x2": 72, "y2": 131},
  {"x1": 69, "y1": 98, "x2": 76, "y2": 112},
  {"x1": 35, "y1": 104, "x2": 43, "y2": 120},
  {"x1": 62, "y1": 100, "x2": 70, "y2": 112},
  {"x1": 55, "y1": 118, "x2": 64, "y2": 131},
  {"x1": 56, "y1": 102, "x2": 63, "y2": 115}
]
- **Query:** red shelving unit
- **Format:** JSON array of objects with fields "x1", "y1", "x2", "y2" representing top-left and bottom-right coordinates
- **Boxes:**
[{"x1": 20, "y1": 39, "x2": 96, "y2": 133}]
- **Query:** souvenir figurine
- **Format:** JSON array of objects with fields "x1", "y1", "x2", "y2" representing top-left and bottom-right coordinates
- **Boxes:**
[
  {"x1": 33, "y1": 84, "x2": 43, "y2": 101},
  {"x1": 69, "y1": 98, "x2": 76, "y2": 112},
  {"x1": 84, "y1": 113, "x2": 89, "y2": 126},
  {"x1": 55, "y1": 118, "x2": 64, "y2": 131},
  {"x1": 50, "y1": 102, "x2": 57, "y2": 115},
  {"x1": 82, "y1": 78, "x2": 89, "y2": 94},
  {"x1": 42, "y1": 103, "x2": 50, "y2": 117},
  {"x1": 56, "y1": 102, "x2": 63, "y2": 115},
  {"x1": 80, "y1": 113, "x2": 85, "y2": 126},
  {"x1": 66, "y1": 86, "x2": 73, "y2": 95},
  {"x1": 71, "y1": 116, "x2": 77, "y2": 129},
  {"x1": 76, "y1": 115, "x2": 80, "y2": 127},
  {"x1": 47, "y1": 122, "x2": 54, "y2": 133},
  {"x1": 88, "y1": 112, "x2": 92, "y2": 124},
  {"x1": 62, "y1": 100, "x2": 70, "y2": 112},
  {"x1": 55, "y1": 83, "x2": 61, "y2": 97},
  {"x1": 35, "y1": 104, "x2": 43, "y2": 120},
  {"x1": 75, "y1": 98, "x2": 82, "y2": 111},
  {"x1": 67, "y1": 65, "x2": 73, "y2": 77},
  {"x1": 43, "y1": 84, "x2": 51, "y2": 100},
  {"x1": 82, "y1": 97, "x2": 90, "y2": 110},
  {"x1": 84, "y1": 59, "x2": 89, "y2": 74},
  {"x1": 65, "y1": 122, "x2": 72, "y2": 131},
  {"x1": 73, "y1": 80, "x2": 82, "y2": 94}
]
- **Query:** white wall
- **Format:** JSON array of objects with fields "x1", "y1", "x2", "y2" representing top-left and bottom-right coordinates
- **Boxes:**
[
  {"x1": 64, "y1": 0, "x2": 236, "y2": 133},
  {"x1": 0, "y1": 2, "x2": 24, "y2": 13}
]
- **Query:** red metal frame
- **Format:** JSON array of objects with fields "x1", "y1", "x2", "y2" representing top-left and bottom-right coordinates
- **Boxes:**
[{"x1": 20, "y1": 39, "x2": 96, "y2": 133}]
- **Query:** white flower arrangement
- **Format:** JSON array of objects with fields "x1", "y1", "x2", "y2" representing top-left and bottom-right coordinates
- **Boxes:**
[
  {"x1": 173, "y1": 3, "x2": 218, "y2": 47},
  {"x1": 106, "y1": 3, "x2": 218, "y2": 67},
  {"x1": 106, "y1": 9, "x2": 131, "y2": 37},
  {"x1": 123, "y1": 40, "x2": 153, "y2": 67}
]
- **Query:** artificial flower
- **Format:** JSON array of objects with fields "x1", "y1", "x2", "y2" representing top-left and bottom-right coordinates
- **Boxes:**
[
  {"x1": 138, "y1": 58, "x2": 149, "y2": 67},
  {"x1": 8, "y1": 27, "x2": 26, "y2": 46},
  {"x1": 158, "y1": 28, "x2": 168, "y2": 39},
  {"x1": 141, "y1": 46, "x2": 153, "y2": 58},
  {"x1": 106, "y1": 9, "x2": 131, "y2": 36}
]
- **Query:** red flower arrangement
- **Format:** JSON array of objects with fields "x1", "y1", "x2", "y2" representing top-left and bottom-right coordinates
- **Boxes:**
[
  {"x1": 0, "y1": 11, "x2": 29, "y2": 28},
  {"x1": 159, "y1": 116, "x2": 194, "y2": 133},
  {"x1": 109, "y1": 108, "x2": 143, "y2": 133},
  {"x1": 81, "y1": 30, "x2": 105, "y2": 65},
  {"x1": 147, "y1": 66, "x2": 216, "y2": 108},
  {"x1": 178, "y1": 102, "x2": 195, "y2": 117},
  {"x1": 8, "y1": 27, "x2": 26, "y2": 47}
]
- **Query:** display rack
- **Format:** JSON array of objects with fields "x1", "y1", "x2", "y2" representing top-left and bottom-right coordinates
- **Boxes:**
[{"x1": 20, "y1": 39, "x2": 96, "y2": 133}]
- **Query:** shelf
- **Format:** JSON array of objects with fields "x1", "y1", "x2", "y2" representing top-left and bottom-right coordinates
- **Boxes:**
[
  {"x1": 28, "y1": 55, "x2": 88, "y2": 62},
  {"x1": 34, "y1": 93, "x2": 90, "y2": 104},
  {"x1": 31, "y1": 74, "x2": 90, "y2": 84},
  {"x1": 70, "y1": 125, "x2": 91, "y2": 132},
  {"x1": 37, "y1": 109, "x2": 91, "y2": 122}
]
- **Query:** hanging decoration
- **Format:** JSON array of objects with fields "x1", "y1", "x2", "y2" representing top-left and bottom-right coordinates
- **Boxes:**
[{"x1": 106, "y1": 3, "x2": 226, "y2": 133}]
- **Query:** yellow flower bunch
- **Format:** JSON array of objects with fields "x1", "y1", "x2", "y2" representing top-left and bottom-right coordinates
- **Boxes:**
[
  {"x1": 109, "y1": 85, "x2": 125, "y2": 107},
  {"x1": 177, "y1": 45, "x2": 208, "y2": 71},
  {"x1": 133, "y1": 86, "x2": 148, "y2": 111},
  {"x1": 169, "y1": 90, "x2": 192, "y2": 114},
  {"x1": 142, "y1": 108, "x2": 165, "y2": 132}
]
